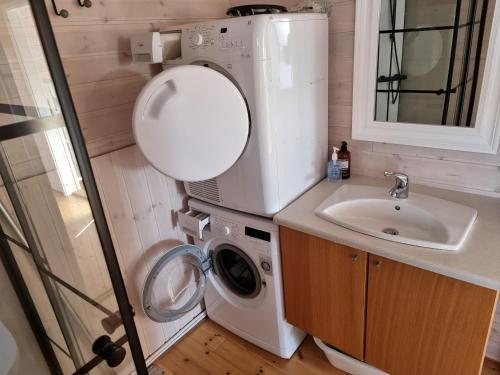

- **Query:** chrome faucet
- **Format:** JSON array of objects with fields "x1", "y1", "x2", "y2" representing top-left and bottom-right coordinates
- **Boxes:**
[{"x1": 384, "y1": 171, "x2": 409, "y2": 199}]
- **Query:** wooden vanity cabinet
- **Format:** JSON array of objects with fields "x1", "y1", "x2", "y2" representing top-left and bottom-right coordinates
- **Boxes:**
[
  {"x1": 366, "y1": 255, "x2": 498, "y2": 375},
  {"x1": 280, "y1": 227, "x2": 499, "y2": 375},
  {"x1": 280, "y1": 227, "x2": 367, "y2": 360}
]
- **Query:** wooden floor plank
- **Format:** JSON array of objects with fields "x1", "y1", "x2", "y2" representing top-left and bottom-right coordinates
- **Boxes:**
[
  {"x1": 192, "y1": 328, "x2": 285, "y2": 375},
  {"x1": 156, "y1": 319, "x2": 346, "y2": 375},
  {"x1": 156, "y1": 319, "x2": 500, "y2": 375},
  {"x1": 175, "y1": 337, "x2": 249, "y2": 375},
  {"x1": 201, "y1": 323, "x2": 343, "y2": 375},
  {"x1": 160, "y1": 346, "x2": 211, "y2": 375},
  {"x1": 484, "y1": 358, "x2": 500, "y2": 375}
]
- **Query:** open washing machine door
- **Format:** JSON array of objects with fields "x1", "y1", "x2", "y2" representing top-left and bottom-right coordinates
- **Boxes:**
[
  {"x1": 142, "y1": 242, "x2": 263, "y2": 322},
  {"x1": 133, "y1": 65, "x2": 249, "y2": 182},
  {"x1": 142, "y1": 244, "x2": 210, "y2": 322}
]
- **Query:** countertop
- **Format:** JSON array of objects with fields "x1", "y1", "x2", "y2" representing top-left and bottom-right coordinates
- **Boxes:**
[{"x1": 274, "y1": 175, "x2": 500, "y2": 290}]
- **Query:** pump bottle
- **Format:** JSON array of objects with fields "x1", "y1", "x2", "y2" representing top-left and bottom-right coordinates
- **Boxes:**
[{"x1": 327, "y1": 147, "x2": 341, "y2": 182}]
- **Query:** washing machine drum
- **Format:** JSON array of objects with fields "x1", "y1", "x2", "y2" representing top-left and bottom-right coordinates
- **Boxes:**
[{"x1": 133, "y1": 65, "x2": 249, "y2": 182}]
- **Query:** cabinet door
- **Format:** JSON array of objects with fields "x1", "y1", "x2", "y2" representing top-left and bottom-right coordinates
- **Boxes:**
[
  {"x1": 366, "y1": 255, "x2": 498, "y2": 375},
  {"x1": 280, "y1": 227, "x2": 367, "y2": 360}
]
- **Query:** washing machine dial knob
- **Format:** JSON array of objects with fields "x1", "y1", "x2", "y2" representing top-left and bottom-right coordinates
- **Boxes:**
[
  {"x1": 192, "y1": 33, "x2": 204, "y2": 46},
  {"x1": 222, "y1": 226, "x2": 231, "y2": 236},
  {"x1": 261, "y1": 261, "x2": 272, "y2": 272}
]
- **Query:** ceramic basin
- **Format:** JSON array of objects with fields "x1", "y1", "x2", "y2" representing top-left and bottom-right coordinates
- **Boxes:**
[{"x1": 315, "y1": 185, "x2": 477, "y2": 250}]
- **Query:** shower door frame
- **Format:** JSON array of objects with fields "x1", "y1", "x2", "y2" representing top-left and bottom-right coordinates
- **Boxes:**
[{"x1": 0, "y1": 1, "x2": 148, "y2": 374}]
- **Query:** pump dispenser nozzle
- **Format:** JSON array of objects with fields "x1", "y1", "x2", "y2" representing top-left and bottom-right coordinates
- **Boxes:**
[{"x1": 332, "y1": 146, "x2": 339, "y2": 161}]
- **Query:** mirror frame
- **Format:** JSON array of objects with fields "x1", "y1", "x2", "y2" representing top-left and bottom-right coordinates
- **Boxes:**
[{"x1": 352, "y1": 0, "x2": 500, "y2": 154}]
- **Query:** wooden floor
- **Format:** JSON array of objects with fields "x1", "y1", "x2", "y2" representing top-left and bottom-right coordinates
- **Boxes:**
[{"x1": 156, "y1": 319, "x2": 499, "y2": 375}]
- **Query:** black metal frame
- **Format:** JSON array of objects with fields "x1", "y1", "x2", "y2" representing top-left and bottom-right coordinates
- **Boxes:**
[
  {"x1": 455, "y1": 0, "x2": 478, "y2": 125},
  {"x1": 441, "y1": 0, "x2": 463, "y2": 125},
  {"x1": 1, "y1": 229, "x2": 118, "y2": 318},
  {"x1": 466, "y1": 0, "x2": 490, "y2": 126},
  {"x1": 379, "y1": 21, "x2": 480, "y2": 34},
  {"x1": 0, "y1": 1, "x2": 148, "y2": 374},
  {"x1": 0, "y1": 103, "x2": 39, "y2": 117},
  {"x1": 376, "y1": 0, "x2": 490, "y2": 126},
  {"x1": 0, "y1": 231, "x2": 63, "y2": 375},
  {"x1": 28, "y1": 1, "x2": 148, "y2": 374},
  {"x1": 386, "y1": 0, "x2": 397, "y2": 119},
  {"x1": 0, "y1": 114, "x2": 65, "y2": 141}
]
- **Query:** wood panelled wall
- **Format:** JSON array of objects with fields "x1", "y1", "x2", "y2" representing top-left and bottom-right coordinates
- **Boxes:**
[
  {"x1": 45, "y1": 0, "x2": 230, "y2": 157},
  {"x1": 92, "y1": 145, "x2": 204, "y2": 359}
]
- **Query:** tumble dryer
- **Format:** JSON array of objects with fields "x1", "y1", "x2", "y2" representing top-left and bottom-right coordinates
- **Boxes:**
[{"x1": 133, "y1": 13, "x2": 328, "y2": 216}]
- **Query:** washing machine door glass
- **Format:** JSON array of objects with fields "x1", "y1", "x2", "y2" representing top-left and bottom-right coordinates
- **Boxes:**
[
  {"x1": 142, "y1": 244, "x2": 209, "y2": 322},
  {"x1": 133, "y1": 64, "x2": 250, "y2": 182},
  {"x1": 212, "y1": 244, "x2": 262, "y2": 299}
]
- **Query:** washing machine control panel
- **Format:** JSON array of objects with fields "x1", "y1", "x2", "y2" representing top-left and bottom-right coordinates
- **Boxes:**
[
  {"x1": 210, "y1": 216, "x2": 241, "y2": 238},
  {"x1": 207, "y1": 215, "x2": 274, "y2": 256}
]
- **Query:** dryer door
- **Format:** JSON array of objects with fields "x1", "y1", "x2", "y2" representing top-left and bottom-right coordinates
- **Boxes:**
[
  {"x1": 142, "y1": 244, "x2": 211, "y2": 322},
  {"x1": 133, "y1": 65, "x2": 249, "y2": 182}
]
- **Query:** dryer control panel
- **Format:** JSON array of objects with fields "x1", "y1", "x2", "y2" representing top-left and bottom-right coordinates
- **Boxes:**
[
  {"x1": 161, "y1": 18, "x2": 255, "y2": 64},
  {"x1": 185, "y1": 24, "x2": 246, "y2": 51},
  {"x1": 186, "y1": 25, "x2": 215, "y2": 49}
]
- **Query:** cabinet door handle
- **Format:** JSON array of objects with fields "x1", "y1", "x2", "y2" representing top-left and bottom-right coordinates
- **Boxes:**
[
  {"x1": 374, "y1": 260, "x2": 382, "y2": 268},
  {"x1": 351, "y1": 254, "x2": 359, "y2": 262}
]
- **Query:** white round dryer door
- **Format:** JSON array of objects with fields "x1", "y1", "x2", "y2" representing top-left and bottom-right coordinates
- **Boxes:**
[{"x1": 133, "y1": 65, "x2": 249, "y2": 182}]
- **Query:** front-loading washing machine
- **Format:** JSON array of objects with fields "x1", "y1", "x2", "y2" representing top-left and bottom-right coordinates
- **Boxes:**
[
  {"x1": 142, "y1": 199, "x2": 306, "y2": 358},
  {"x1": 133, "y1": 13, "x2": 328, "y2": 217}
]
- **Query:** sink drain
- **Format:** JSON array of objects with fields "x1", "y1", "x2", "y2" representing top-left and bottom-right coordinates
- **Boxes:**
[{"x1": 382, "y1": 228, "x2": 399, "y2": 236}]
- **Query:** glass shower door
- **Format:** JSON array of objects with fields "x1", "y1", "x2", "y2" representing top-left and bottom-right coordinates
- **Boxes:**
[
  {"x1": 0, "y1": 140, "x2": 132, "y2": 374},
  {"x1": 0, "y1": 1, "x2": 147, "y2": 374}
]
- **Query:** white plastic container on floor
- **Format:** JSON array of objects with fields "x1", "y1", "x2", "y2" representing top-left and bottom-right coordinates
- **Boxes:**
[{"x1": 314, "y1": 337, "x2": 389, "y2": 375}]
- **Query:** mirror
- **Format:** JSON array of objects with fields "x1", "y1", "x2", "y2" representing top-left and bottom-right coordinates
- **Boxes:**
[
  {"x1": 353, "y1": 0, "x2": 500, "y2": 153},
  {"x1": 376, "y1": 0, "x2": 495, "y2": 127}
]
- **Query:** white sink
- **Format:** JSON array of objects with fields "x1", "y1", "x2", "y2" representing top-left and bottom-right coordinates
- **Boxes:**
[{"x1": 315, "y1": 185, "x2": 477, "y2": 250}]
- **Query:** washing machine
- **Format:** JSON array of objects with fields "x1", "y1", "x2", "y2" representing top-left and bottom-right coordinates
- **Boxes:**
[
  {"x1": 142, "y1": 199, "x2": 306, "y2": 358},
  {"x1": 133, "y1": 13, "x2": 328, "y2": 216}
]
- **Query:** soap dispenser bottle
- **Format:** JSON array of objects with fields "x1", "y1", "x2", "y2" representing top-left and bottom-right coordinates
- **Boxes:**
[
  {"x1": 327, "y1": 147, "x2": 342, "y2": 182},
  {"x1": 338, "y1": 141, "x2": 351, "y2": 179}
]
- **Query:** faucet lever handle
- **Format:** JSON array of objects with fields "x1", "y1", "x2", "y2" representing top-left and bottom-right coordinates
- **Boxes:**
[
  {"x1": 384, "y1": 171, "x2": 409, "y2": 186},
  {"x1": 384, "y1": 171, "x2": 409, "y2": 199}
]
